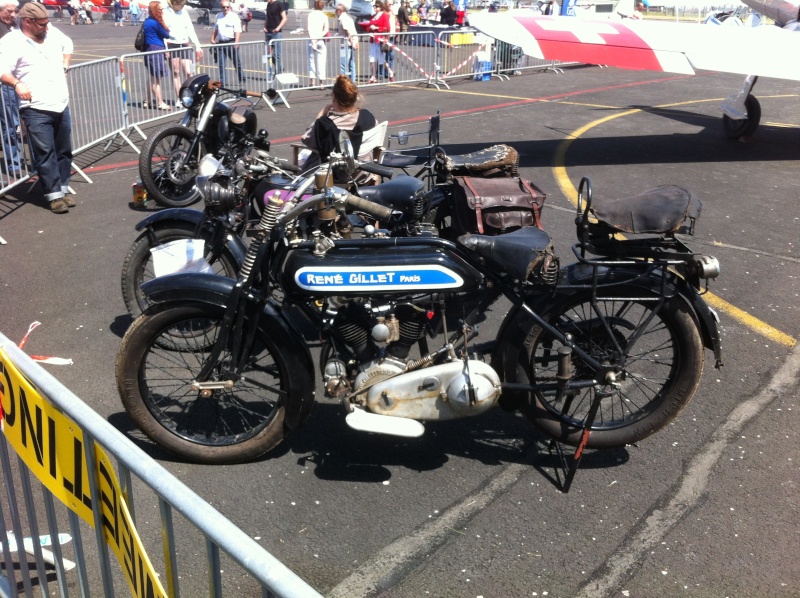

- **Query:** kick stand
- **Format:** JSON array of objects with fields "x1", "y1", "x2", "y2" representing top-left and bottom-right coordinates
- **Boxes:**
[
  {"x1": 546, "y1": 387, "x2": 608, "y2": 493},
  {"x1": 540, "y1": 345, "x2": 609, "y2": 493}
]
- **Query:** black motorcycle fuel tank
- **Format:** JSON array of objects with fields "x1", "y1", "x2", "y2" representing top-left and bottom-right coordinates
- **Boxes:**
[{"x1": 280, "y1": 239, "x2": 485, "y2": 298}]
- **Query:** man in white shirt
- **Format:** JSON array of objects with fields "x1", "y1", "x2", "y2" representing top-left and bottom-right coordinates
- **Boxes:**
[
  {"x1": 335, "y1": 4, "x2": 358, "y2": 81},
  {"x1": 0, "y1": 2, "x2": 75, "y2": 213},
  {"x1": 211, "y1": 1, "x2": 245, "y2": 86}
]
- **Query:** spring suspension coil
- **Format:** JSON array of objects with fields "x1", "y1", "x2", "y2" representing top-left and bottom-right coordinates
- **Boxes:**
[{"x1": 239, "y1": 192, "x2": 284, "y2": 281}]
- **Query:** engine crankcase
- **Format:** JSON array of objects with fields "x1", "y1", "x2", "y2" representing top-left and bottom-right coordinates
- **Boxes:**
[{"x1": 365, "y1": 360, "x2": 501, "y2": 420}]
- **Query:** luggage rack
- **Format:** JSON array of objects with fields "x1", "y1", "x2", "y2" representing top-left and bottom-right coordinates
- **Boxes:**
[{"x1": 567, "y1": 176, "x2": 717, "y2": 295}]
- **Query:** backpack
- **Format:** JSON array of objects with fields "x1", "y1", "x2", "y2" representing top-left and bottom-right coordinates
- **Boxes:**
[{"x1": 134, "y1": 23, "x2": 146, "y2": 52}]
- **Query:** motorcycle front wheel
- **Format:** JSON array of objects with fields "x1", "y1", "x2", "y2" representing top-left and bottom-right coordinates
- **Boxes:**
[
  {"x1": 520, "y1": 286, "x2": 704, "y2": 448},
  {"x1": 139, "y1": 124, "x2": 204, "y2": 208},
  {"x1": 116, "y1": 302, "x2": 293, "y2": 463},
  {"x1": 120, "y1": 223, "x2": 240, "y2": 319}
]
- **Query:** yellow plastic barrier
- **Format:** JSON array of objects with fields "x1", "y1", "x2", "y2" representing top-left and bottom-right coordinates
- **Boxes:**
[{"x1": 0, "y1": 348, "x2": 168, "y2": 598}]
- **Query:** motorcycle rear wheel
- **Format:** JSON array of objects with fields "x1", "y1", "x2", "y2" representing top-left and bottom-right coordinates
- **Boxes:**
[
  {"x1": 116, "y1": 302, "x2": 292, "y2": 463},
  {"x1": 120, "y1": 223, "x2": 240, "y2": 319},
  {"x1": 139, "y1": 124, "x2": 204, "y2": 208},
  {"x1": 520, "y1": 287, "x2": 704, "y2": 448}
]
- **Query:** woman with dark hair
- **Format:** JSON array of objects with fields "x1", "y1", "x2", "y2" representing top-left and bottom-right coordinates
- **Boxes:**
[
  {"x1": 300, "y1": 74, "x2": 378, "y2": 180},
  {"x1": 307, "y1": 0, "x2": 329, "y2": 87},
  {"x1": 366, "y1": 0, "x2": 392, "y2": 83},
  {"x1": 142, "y1": 0, "x2": 171, "y2": 110}
]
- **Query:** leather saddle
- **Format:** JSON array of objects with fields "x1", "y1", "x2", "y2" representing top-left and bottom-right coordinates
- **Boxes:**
[{"x1": 587, "y1": 185, "x2": 701, "y2": 235}]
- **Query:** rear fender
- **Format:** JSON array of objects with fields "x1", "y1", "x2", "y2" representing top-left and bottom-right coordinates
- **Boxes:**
[
  {"x1": 559, "y1": 263, "x2": 722, "y2": 367},
  {"x1": 141, "y1": 273, "x2": 316, "y2": 429},
  {"x1": 493, "y1": 263, "x2": 722, "y2": 395}
]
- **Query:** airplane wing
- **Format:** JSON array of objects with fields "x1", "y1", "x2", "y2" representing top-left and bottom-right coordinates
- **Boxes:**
[{"x1": 469, "y1": 12, "x2": 800, "y2": 82}]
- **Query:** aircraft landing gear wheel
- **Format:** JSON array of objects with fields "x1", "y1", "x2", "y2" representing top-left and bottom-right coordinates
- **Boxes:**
[{"x1": 723, "y1": 94, "x2": 761, "y2": 140}]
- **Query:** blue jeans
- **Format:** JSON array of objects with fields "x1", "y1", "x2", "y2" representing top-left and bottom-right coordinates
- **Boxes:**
[
  {"x1": 379, "y1": 47, "x2": 394, "y2": 78},
  {"x1": 215, "y1": 44, "x2": 245, "y2": 86},
  {"x1": 0, "y1": 86, "x2": 21, "y2": 173},
  {"x1": 130, "y1": 11, "x2": 139, "y2": 24},
  {"x1": 265, "y1": 32, "x2": 283, "y2": 75},
  {"x1": 20, "y1": 107, "x2": 73, "y2": 202},
  {"x1": 340, "y1": 42, "x2": 356, "y2": 81}
]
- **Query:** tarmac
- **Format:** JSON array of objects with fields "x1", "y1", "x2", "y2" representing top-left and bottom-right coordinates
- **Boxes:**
[{"x1": 1, "y1": 19, "x2": 799, "y2": 597}]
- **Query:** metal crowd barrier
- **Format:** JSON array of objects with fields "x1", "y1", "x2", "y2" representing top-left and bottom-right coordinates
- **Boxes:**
[
  {"x1": 0, "y1": 332, "x2": 324, "y2": 598},
  {"x1": 0, "y1": 27, "x2": 561, "y2": 196},
  {"x1": 0, "y1": 87, "x2": 31, "y2": 196}
]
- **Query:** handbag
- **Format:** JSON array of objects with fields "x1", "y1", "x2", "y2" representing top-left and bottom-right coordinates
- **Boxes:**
[
  {"x1": 380, "y1": 40, "x2": 391, "y2": 53},
  {"x1": 134, "y1": 23, "x2": 146, "y2": 52},
  {"x1": 450, "y1": 176, "x2": 547, "y2": 236}
]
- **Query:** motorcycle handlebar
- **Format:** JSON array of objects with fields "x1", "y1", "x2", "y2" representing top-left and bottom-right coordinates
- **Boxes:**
[
  {"x1": 358, "y1": 161, "x2": 394, "y2": 179},
  {"x1": 344, "y1": 194, "x2": 396, "y2": 222}
]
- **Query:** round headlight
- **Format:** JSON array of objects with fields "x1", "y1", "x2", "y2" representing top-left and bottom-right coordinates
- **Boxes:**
[{"x1": 180, "y1": 88, "x2": 194, "y2": 108}]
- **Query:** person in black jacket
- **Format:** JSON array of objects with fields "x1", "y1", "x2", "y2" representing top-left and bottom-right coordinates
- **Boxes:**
[
  {"x1": 440, "y1": 0, "x2": 456, "y2": 25},
  {"x1": 300, "y1": 75, "x2": 377, "y2": 182}
]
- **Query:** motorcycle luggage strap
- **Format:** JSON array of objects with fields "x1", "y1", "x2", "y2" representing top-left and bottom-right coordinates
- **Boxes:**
[
  {"x1": 589, "y1": 185, "x2": 701, "y2": 235},
  {"x1": 458, "y1": 226, "x2": 553, "y2": 282}
]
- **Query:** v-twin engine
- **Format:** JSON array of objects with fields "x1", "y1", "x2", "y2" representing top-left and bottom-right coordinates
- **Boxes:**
[{"x1": 322, "y1": 296, "x2": 502, "y2": 421}]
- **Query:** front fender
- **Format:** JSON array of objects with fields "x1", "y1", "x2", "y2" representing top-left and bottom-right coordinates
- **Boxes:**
[
  {"x1": 141, "y1": 273, "x2": 316, "y2": 429},
  {"x1": 134, "y1": 212, "x2": 248, "y2": 268},
  {"x1": 134, "y1": 208, "x2": 206, "y2": 232}
]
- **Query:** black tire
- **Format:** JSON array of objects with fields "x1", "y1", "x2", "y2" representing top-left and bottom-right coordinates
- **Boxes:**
[
  {"x1": 519, "y1": 286, "x2": 704, "y2": 448},
  {"x1": 139, "y1": 124, "x2": 204, "y2": 208},
  {"x1": 722, "y1": 94, "x2": 761, "y2": 140},
  {"x1": 120, "y1": 224, "x2": 240, "y2": 319},
  {"x1": 116, "y1": 302, "x2": 293, "y2": 463}
]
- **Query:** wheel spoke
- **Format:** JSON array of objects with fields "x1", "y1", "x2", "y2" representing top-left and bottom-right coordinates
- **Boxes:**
[{"x1": 140, "y1": 313, "x2": 283, "y2": 446}]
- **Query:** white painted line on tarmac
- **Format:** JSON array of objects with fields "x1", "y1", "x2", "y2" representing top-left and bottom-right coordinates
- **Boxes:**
[
  {"x1": 328, "y1": 463, "x2": 528, "y2": 598},
  {"x1": 576, "y1": 342, "x2": 800, "y2": 598},
  {"x1": 329, "y1": 343, "x2": 800, "y2": 597}
]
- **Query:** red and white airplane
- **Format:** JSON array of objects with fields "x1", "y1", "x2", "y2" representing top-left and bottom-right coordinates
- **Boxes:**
[{"x1": 470, "y1": 0, "x2": 800, "y2": 139}]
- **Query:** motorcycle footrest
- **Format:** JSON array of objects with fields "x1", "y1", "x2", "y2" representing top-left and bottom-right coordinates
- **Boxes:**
[{"x1": 345, "y1": 407, "x2": 425, "y2": 438}]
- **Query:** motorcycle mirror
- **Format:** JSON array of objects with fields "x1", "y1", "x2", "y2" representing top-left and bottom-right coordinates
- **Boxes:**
[{"x1": 338, "y1": 131, "x2": 356, "y2": 174}]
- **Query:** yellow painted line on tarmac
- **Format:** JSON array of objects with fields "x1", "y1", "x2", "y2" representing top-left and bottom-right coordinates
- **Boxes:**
[
  {"x1": 764, "y1": 121, "x2": 800, "y2": 128},
  {"x1": 552, "y1": 99, "x2": 797, "y2": 349}
]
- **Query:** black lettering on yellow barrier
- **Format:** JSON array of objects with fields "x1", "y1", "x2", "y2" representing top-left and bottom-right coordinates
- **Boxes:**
[{"x1": 0, "y1": 349, "x2": 168, "y2": 598}]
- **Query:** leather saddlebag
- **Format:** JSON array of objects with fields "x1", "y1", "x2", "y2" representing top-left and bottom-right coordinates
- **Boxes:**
[{"x1": 451, "y1": 176, "x2": 546, "y2": 236}]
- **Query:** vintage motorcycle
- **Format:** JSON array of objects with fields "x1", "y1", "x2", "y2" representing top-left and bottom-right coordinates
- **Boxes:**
[
  {"x1": 121, "y1": 123, "x2": 517, "y2": 318},
  {"x1": 115, "y1": 141, "x2": 722, "y2": 464},
  {"x1": 121, "y1": 150, "x2": 307, "y2": 318},
  {"x1": 139, "y1": 74, "x2": 274, "y2": 208}
]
